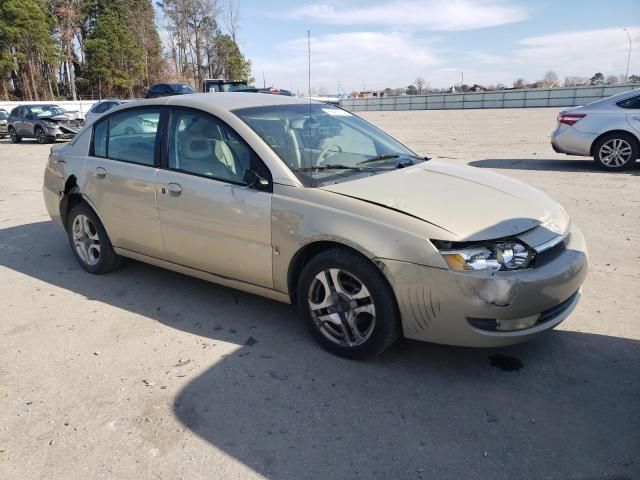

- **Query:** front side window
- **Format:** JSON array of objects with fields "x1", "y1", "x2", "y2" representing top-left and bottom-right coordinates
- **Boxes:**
[
  {"x1": 168, "y1": 109, "x2": 258, "y2": 184},
  {"x1": 234, "y1": 103, "x2": 419, "y2": 186},
  {"x1": 91, "y1": 108, "x2": 160, "y2": 165}
]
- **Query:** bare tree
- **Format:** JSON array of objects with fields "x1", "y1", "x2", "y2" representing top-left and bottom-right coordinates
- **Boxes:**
[
  {"x1": 542, "y1": 70, "x2": 559, "y2": 88},
  {"x1": 414, "y1": 77, "x2": 425, "y2": 94},
  {"x1": 606, "y1": 75, "x2": 619, "y2": 85},
  {"x1": 53, "y1": 0, "x2": 82, "y2": 100},
  {"x1": 513, "y1": 78, "x2": 526, "y2": 89},
  {"x1": 224, "y1": 0, "x2": 240, "y2": 43}
]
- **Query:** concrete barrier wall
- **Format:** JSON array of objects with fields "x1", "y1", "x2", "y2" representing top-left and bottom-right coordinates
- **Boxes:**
[{"x1": 340, "y1": 84, "x2": 640, "y2": 112}]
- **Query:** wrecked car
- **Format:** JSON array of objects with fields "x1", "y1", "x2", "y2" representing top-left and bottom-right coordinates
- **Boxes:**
[
  {"x1": 8, "y1": 104, "x2": 84, "y2": 144},
  {"x1": 43, "y1": 94, "x2": 588, "y2": 359}
]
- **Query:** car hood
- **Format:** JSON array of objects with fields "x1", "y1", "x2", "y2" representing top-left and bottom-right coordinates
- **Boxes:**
[
  {"x1": 320, "y1": 161, "x2": 569, "y2": 241},
  {"x1": 42, "y1": 111, "x2": 82, "y2": 121}
]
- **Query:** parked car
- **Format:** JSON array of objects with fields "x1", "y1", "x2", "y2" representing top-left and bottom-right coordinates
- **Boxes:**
[
  {"x1": 552, "y1": 89, "x2": 640, "y2": 170},
  {"x1": 0, "y1": 110, "x2": 8, "y2": 138},
  {"x1": 43, "y1": 93, "x2": 587, "y2": 358},
  {"x1": 202, "y1": 78, "x2": 249, "y2": 92},
  {"x1": 85, "y1": 99, "x2": 128, "y2": 124},
  {"x1": 145, "y1": 83, "x2": 196, "y2": 99},
  {"x1": 8, "y1": 104, "x2": 84, "y2": 144}
]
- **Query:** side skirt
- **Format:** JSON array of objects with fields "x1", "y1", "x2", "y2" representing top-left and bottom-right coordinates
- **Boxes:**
[{"x1": 114, "y1": 247, "x2": 291, "y2": 305}]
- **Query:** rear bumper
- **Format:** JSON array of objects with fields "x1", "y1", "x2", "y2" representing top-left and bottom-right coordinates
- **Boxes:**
[
  {"x1": 550, "y1": 127, "x2": 596, "y2": 157},
  {"x1": 43, "y1": 186, "x2": 64, "y2": 228},
  {"x1": 380, "y1": 224, "x2": 588, "y2": 347}
]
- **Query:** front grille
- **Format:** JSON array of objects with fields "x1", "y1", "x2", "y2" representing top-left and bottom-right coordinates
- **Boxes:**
[
  {"x1": 61, "y1": 119, "x2": 84, "y2": 128},
  {"x1": 532, "y1": 233, "x2": 571, "y2": 268}
]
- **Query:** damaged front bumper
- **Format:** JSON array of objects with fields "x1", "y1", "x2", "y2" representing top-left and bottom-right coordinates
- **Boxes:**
[
  {"x1": 379, "y1": 224, "x2": 588, "y2": 347},
  {"x1": 45, "y1": 122, "x2": 83, "y2": 139}
]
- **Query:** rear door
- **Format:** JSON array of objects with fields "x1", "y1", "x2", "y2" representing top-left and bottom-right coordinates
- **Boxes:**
[
  {"x1": 155, "y1": 107, "x2": 273, "y2": 287},
  {"x1": 82, "y1": 107, "x2": 165, "y2": 257},
  {"x1": 619, "y1": 94, "x2": 640, "y2": 136}
]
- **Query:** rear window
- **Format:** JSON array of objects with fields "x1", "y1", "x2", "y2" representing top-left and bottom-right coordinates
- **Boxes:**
[
  {"x1": 616, "y1": 95, "x2": 640, "y2": 109},
  {"x1": 91, "y1": 108, "x2": 161, "y2": 166}
]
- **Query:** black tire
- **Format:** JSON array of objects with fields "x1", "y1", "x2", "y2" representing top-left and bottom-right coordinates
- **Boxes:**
[
  {"x1": 297, "y1": 248, "x2": 401, "y2": 359},
  {"x1": 35, "y1": 126, "x2": 50, "y2": 144},
  {"x1": 593, "y1": 132, "x2": 638, "y2": 170},
  {"x1": 9, "y1": 127, "x2": 22, "y2": 143},
  {"x1": 66, "y1": 203, "x2": 121, "y2": 274}
]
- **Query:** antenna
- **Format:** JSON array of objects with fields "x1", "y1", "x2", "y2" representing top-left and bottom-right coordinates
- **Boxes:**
[{"x1": 307, "y1": 30, "x2": 312, "y2": 177}]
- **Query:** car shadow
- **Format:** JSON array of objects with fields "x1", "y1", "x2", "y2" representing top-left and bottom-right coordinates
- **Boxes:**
[
  {"x1": 469, "y1": 158, "x2": 640, "y2": 175},
  {"x1": 1, "y1": 221, "x2": 638, "y2": 479}
]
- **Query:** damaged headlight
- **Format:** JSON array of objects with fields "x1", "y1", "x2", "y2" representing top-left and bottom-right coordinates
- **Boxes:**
[
  {"x1": 433, "y1": 240, "x2": 533, "y2": 272},
  {"x1": 41, "y1": 119, "x2": 57, "y2": 127}
]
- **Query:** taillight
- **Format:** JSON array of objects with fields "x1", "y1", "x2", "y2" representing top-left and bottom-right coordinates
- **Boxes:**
[{"x1": 557, "y1": 113, "x2": 586, "y2": 126}]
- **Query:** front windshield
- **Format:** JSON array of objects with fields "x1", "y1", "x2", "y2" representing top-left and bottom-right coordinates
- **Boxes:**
[
  {"x1": 32, "y1": 106, "x2": 66, "y2": 117},
  {"x1": 234, "y1": 103, "x2": 419, "y2": 186}
]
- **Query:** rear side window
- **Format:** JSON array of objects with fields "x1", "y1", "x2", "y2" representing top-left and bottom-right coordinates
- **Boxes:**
[
  {"x1": 93, "y1": 120, "x2": 108, "y2": 157},
  {"x1": 90, "y1": 108, "x2": 161, "y2": 166},
  {"x1": 617, "y1": 95, "x2": 640, "y2": 109}
]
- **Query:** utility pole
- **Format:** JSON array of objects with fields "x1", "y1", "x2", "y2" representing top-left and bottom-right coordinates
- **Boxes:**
[
  {"x1": 461, "y1": 71, "x2": 464, "y2": 87},
  {"x1": 262, "y1": 71, "x2": 266, "y2": 88},
  {"x1": 624, "y1": 29, "x2": 632, "y2": 83}
]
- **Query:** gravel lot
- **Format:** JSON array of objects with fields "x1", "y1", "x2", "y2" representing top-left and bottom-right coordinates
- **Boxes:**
[{"x1": 1, "y1": 107, "x2": 638, "y2": 479}]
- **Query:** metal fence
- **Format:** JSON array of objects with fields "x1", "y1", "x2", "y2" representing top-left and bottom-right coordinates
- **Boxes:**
[{"x1": 340, "y1": 84, "x2": 640, "y2": 112}]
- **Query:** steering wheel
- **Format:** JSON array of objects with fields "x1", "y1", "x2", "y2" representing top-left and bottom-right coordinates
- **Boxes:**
[{"x1": 317, "y1": 144, "x2": 343, "y2": 165}]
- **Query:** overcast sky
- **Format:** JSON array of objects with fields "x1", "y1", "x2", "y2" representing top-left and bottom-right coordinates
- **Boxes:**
[{"x1": 159, "y1": 0, "x2": 640, "y2": 94}]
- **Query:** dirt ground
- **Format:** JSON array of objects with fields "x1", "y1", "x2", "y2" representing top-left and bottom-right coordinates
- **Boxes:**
[{"x1": 1, "y1": 108, "x2": 638, "y2": 479}]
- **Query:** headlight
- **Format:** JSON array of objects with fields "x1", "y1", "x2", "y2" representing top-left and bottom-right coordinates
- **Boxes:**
[
  {"x1": 42, "y1": 119, "x2": 57, "y2": 127},
  {"x1": 434, "y1": 240, "x2": 533, "y2": 272}
]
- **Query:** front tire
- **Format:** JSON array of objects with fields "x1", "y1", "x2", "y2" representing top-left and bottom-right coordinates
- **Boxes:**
[
  {"x1": 35, "y1": 126, "x2": 50, "y2": 144},
  {"x1": 297, "y1": 248, "x2": 401, "y2": 359},
  {"x1": 9, "y1": 127, "x2": 21, "y2": 143},
  {"x1": 67, "y1": 203, "x2": 121, "y2": 274},
  {"x1": 593, "y1": 133, "x2": 638, "y2": 170}
]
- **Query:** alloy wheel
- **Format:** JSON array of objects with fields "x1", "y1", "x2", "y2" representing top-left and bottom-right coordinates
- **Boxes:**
[
  {"x1": 307, "y1": 268, "x2": 376, "y2": 347},
  {"x1": 36, "y1": 128, "x2": 47, "y2": 144},
  {"x1": 72, "y1": 214, "x2": 101, "y2": 266},
  {"x1": 599, "y1": 138, "x2": 633, "y2": 168},
  {"x1": 9, "y1": 128, "x2": 17, "y2": 143}
]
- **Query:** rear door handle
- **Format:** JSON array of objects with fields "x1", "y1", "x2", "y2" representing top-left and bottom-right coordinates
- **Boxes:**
[
  {"x1": 166, "y1": 182, "x2": 182, "y2": 195},
  {"x1": 95, "y1": 167, "x2": 106, "y2": 178}
]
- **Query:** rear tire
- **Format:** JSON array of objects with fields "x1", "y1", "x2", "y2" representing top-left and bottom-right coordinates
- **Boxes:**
[
  {"x1": 297, "y1": 248, "x2": 401, "y2": 359},
  {"x1": 593, "y1": 132, "x2": 638, "y2": 170},
  {"x1": 9, "y1": 127, "x2": 21, "y2": 143},
  {"x1": 67, "y1": 203, "x2": 121, "y2": 274}
]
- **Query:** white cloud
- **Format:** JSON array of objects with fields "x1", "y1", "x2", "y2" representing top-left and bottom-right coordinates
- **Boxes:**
[
  {"x1": 252, "y1": 31, "x2": 444, "y2": 93},
  {"x1": 515, "y1": 27, "x2": 640, "y2": 78},
  {"x1": 290, "y1": 0, "x2": 529, "y2": 31}
]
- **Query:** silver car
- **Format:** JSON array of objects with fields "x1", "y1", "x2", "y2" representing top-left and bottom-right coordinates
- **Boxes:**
[
  {"x1": 43, "y1": 94, "x2": 588, "y2": 358},
  {"x1": 84, "y1": 99, "x2": 128, "y2": 125},
  {"x1": 552, "y1": 89, "x2": 640, "y2": 170}
]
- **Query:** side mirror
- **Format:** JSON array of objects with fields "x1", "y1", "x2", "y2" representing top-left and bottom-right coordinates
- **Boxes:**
[{"x1": 243, "y1": 169, "x2": 270, "y2": 191}]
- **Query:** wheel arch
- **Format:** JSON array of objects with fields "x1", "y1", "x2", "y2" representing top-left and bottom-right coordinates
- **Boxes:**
[
  {"x1": 286, "y1": 240, "x2": 394, "y2": 306},
  {"x1": 59, "y1": 176, "x2": 106, "y2": 232},
  {"x1": 590, "y1": 129, "x2": 640, "y2": 157}
]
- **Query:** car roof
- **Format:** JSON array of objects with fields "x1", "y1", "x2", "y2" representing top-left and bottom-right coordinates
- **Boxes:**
[{"x1": 124, "y1": 92, "x2": 316, "y2": 111}]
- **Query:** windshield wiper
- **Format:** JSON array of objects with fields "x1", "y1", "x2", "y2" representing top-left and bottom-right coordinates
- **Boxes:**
[
  {"x1": 295, "y1": 164, "x2": 362, "y2": 172},
  {"x1": 357, "y1": 154, "x2": 400, "y2": 165}
]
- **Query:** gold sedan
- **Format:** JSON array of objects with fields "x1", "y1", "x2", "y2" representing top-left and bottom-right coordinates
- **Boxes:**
[{"x1": 43, "y1": 93, "x2": 587, "y2": 358}]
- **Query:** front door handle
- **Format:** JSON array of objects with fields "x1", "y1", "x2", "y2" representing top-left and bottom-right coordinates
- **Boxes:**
[
  {"x1": 166, "y1": 182, "x2": 182, "y2": 195},
  {"x1": 95, "y1": 167, "x2": 106, "y2": 178}
]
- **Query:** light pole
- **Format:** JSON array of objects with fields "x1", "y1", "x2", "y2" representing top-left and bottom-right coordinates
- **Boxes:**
[{"x1": 624, "y1": 28, "x2": 632, "y2": 83}]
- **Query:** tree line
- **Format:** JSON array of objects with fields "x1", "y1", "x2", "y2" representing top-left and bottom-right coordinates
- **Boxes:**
[
  {"x1": 0, "y1": 0, "x2": 252, "y2": 101},
  {"x1": 378, "y1": 71, "x2": 640, "y2": 97}
]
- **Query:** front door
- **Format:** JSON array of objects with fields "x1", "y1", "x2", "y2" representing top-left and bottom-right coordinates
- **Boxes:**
[
  {"x1": 82, "y1": 107, "x2": 165, "y2": 257},
  {"x1": 155, "y1": 108, "x2": 273, "y2": 288}
]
